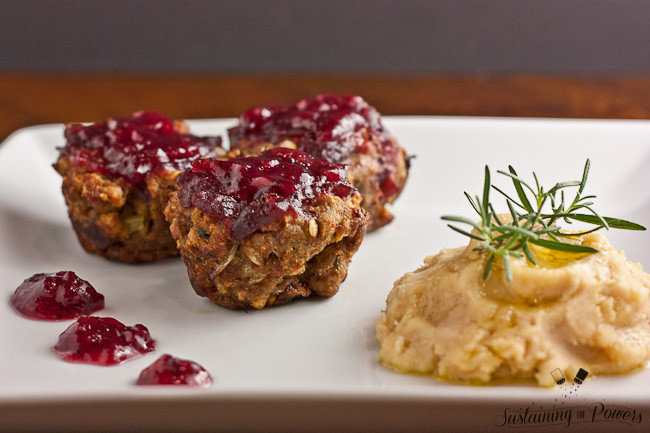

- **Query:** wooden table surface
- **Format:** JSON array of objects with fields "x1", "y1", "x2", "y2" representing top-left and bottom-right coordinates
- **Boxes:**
[{"x1": 2, "y1": 73, "x2": 650, "y2": 141}]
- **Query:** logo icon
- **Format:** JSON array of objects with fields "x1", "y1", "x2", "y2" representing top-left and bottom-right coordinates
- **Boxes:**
[
  {"x1": 574, "y1": 368, "x2": 589, "y2": 384},
  {"x1": 550, "y1": 368, "x2": 566, "y2": 384}
]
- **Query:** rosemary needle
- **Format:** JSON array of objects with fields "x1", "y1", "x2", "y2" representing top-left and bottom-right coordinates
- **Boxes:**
[{"x1": 441, "y1": 160, "x2": 645, "y2": 281}]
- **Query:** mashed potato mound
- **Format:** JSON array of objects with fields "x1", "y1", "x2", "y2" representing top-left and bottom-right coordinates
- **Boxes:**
[{"x1": 375, "y1": 232, "x2": 650, "y2": 386}]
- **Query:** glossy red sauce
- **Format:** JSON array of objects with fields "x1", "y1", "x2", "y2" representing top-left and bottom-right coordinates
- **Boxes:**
[
  {"x1": 136, "y1": 354, "x2": 212, "y2": 388},
  {"x1": 228, "y1": 94, "x2": 403, "y2": 198},
  {"x1": 10, "y1": 271, "x2": 104, "y2": 321},
  {"x1": 53, "y1": 316, "x2": 155, "y2": 366},
  {"x1": 177, "y1": 147, "x2": 356, "y2": 240},
  {"x1": 60, "y1": 110, "x2": 222, "y2": 184},
  {"x1": 229, "y1": 94, "x2": 396, "y2": 163}
]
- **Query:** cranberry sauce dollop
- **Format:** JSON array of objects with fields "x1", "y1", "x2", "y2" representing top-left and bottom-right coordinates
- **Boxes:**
[
  {"x1": 10, "y1": 271, "x2": 105, "y2": 321},
  {"x1": 53, "y1": 316, "x2": 155, "y2": 366},
  {"x1": 228, "y1": 93, "x2": 400, "y2": 165},
  {"x1": 60, "y1": 110, "x2": 222, "y2": 184},
  {"x1": 136, "y1": 354, "x2": 213, "y2": 388},
  {"x1": 177, "y1": 147, "x2": 357, "y2": 240}
]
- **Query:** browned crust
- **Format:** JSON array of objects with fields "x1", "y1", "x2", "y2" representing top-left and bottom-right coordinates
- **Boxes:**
[
  {"x1": 53, "y1": 156, "x2": 180, "y2": 263},
  {"x1": 347, "y1": 135, "x2": 409, "y2": 231},
  {"x1": 164, "y1": 191, "x2": 369, "y2": 309}
]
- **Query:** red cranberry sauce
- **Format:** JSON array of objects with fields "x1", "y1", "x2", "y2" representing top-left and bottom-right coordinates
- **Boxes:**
[
  {"x1": 177, "y1": 147, "x2": 357, "y2": 240},
  {"x1": 136, "y1": 354, "x2": 212, "y2": 388},
  {"x1": 53, "y1": 316, "x2": 155, "y2": 366},
  {"x1": 60, "y1": 110, "x2": 223, "y2": 184},
  {"x1": 10, "y1": 271, "x2": 104, "y2": 321},
  {"x1": 228, "y1": 94, "x2": 402, "y2": 194}
]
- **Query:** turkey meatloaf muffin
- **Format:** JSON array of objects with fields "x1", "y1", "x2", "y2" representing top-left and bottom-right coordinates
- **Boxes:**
[
  {"x1": 228, "y1": 94, "x2": 409, "y2": 232},
  {"x1": 53, "y1": 110, "x2": 224, "y2": 263},
  {"x1": 165, "y1": 147, "x2": 369, "y2": 309}
]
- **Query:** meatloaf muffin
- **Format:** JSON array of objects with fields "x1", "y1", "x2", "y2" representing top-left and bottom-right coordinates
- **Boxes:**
[
  {"x1": 228, "y1": 94, "x2": 409, "y2": 232},
  {"x1": 53, "y1": 110, "x2": 224, "y2": 263},
  {"x1": 165, "y1": 147, "x2": 369, "y2": 309}
]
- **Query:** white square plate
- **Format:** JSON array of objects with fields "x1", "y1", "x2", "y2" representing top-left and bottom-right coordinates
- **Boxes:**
[{"x1": 2, "y1": 117, "x2": 650, "y2": 432}]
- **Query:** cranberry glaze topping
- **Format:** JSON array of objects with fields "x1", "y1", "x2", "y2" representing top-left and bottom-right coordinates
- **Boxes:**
[
  {"x1": 177, "y1": 147, "x2": 357, "y2": 240},
  {"x1": 53, "y1": 316, "x2": 155, "y2": 366},
  {"x1": 136, "y1": 354, "x2": 213, "y2": 388},
  {"x1": 60, "y1": 110, "x2": 222, "y2": 184},
  {"x1": 10, "y1": 271, "x2": 104, "y2": 321},
  {"x1": 228, "y1": 94, "x2": 402, "y2": 196}
]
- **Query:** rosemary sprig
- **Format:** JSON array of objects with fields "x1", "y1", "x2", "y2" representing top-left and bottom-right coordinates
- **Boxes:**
[{"x1": 441, "y1": 160, "x2": 645, "y2": 281}]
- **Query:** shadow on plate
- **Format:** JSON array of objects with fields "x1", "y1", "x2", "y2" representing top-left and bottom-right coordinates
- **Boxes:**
[{"x1": 0, "y1": 204, "x2": 83, "y2": 265}]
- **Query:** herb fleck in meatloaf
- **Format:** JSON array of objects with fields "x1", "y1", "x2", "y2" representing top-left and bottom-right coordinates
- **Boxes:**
[
  {"x1": 228, "y1": 94, "x2": 409, "y2": 231},
  {"x1": 165, "y1": 147, "x2": 369, "y2": 309},
  {"x1": 53, "y1": 110, "x2": 224, "y2": 263}
]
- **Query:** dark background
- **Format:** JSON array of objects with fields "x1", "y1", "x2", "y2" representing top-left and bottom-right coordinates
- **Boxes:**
[{"x1": 1, "y1": 0, "x2": 649, "y2": 75}]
